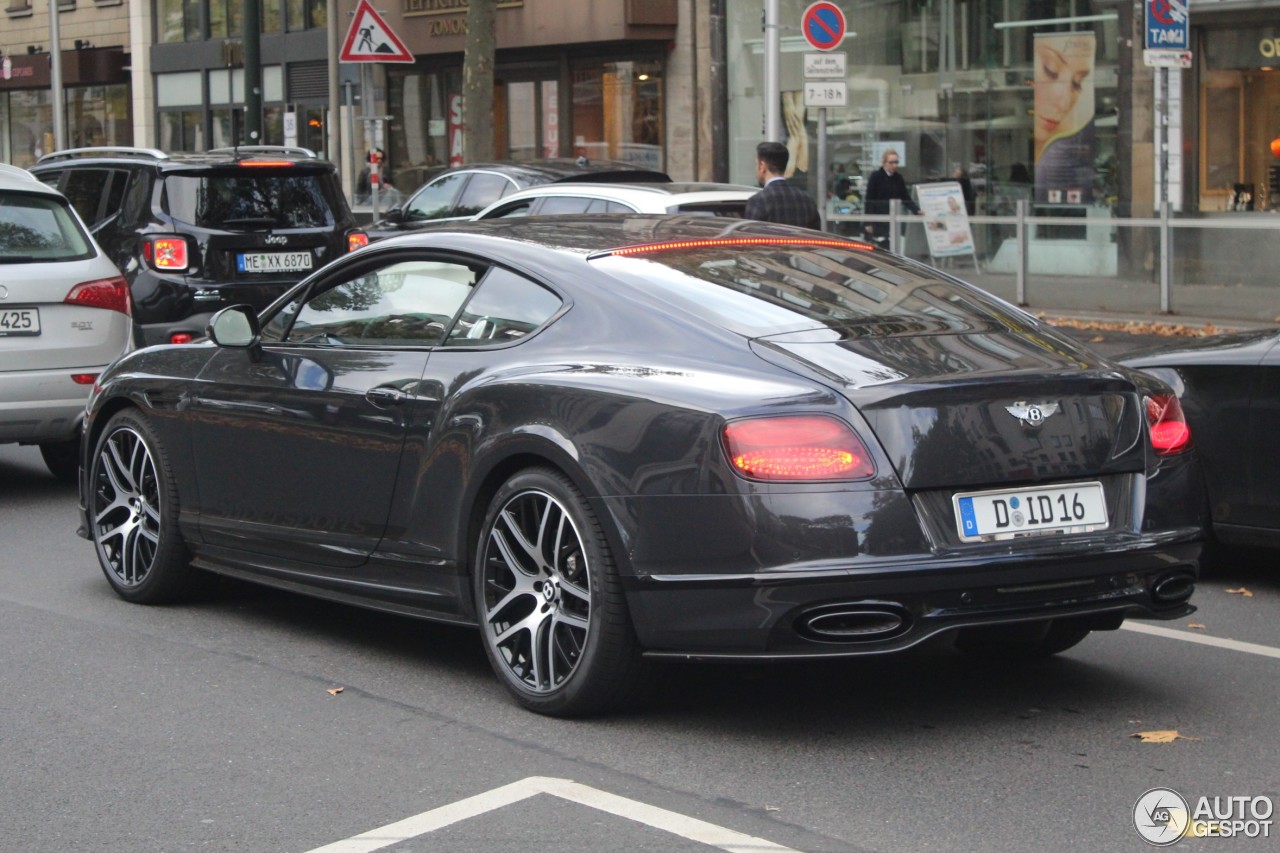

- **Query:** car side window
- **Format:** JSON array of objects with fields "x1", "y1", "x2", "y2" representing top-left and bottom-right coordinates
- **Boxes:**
[
  {"x1": 284, "y1": 259, "x2": 482, "y2": 346},
  {"x1": 480, "y1": 199, "x2": 535, "y2": 219},
  {"x1": 604, "y1": 201, "x2": 635, "y2": 213},
  {"x1": 406, "y1": 173, "x2": 467, "y2": 221},
  {"x1": 455, "y1": 173, "x2": 516, "y2": 217},
  {"x1": 61, "y1": 169, "x2": 116, "y2": 227},
  {"x1": 445, "y1": 267, "x2": 562, "y2": 347},
  {"x1": 537, "y1": 196, "x2": 594, "y2": 215}
]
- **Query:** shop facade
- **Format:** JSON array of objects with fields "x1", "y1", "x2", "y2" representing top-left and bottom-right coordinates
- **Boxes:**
[
  {"x1": 1192, "y1": 0, "x2": 1280, "y2": 212},
  {"x1": 370, "y1": 0, "x2": 691, "y2": 191},
  {"x1": 0, "y1": 1, "x2": 131, "y2": 168},
  {"x1": 149, "y1": 0, "x2": 335, "y2": 156},
  {"x1": 725, "y1": 1, "x2": 1134, "y2": 217}
]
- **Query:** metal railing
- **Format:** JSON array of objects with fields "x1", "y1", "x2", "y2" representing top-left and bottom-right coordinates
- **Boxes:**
[{"x1": 828, "y1": 200, "x2": 1280, "y2": 324}]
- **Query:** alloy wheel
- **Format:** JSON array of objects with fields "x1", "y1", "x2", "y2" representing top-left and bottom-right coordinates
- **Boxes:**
[
  {"x1": 480, "y1": 489, "x2": 592, "y2": 693},
  {"x1": 92, "y1": 425, "x2": 162, "y2": 588}
]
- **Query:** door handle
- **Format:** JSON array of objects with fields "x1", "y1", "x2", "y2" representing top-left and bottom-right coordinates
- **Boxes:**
[{"x1": 365, "y1": 386, "x2": 411, "y2": 407}]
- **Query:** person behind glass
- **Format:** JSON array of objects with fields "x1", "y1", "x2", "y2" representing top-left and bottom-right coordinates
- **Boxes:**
[
  {"x1": 863, "y1": 148, "x2": 918, "y2": 244},
  {"x1": 744, "y1": 141, "x2": 821, "y2": 229}
]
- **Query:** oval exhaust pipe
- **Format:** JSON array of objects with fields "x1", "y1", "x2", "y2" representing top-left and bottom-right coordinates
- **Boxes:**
[
  {"x1": 1152, "y1": 571, "x2": 1196, "y2": 603},
  {"x1": 802, "y1": 608, "x2": 908, "y2": 642}
]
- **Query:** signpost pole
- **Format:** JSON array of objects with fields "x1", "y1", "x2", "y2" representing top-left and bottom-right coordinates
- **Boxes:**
[{"x1": 817, "y1": 106, "x2": 827, "y2": 230}]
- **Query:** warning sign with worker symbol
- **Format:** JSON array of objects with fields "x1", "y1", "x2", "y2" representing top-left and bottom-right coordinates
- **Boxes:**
[{"x1": 340, "y1": 0, "x2": 415, "y2": 63}]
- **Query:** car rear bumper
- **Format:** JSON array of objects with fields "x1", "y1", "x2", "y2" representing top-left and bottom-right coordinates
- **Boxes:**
[
  {"x1": 622, "y1": 539, "x2": 1200, "y2": 659},
  {"x1": 0, "y1": 371, "x2": 94, "y2": 443}
]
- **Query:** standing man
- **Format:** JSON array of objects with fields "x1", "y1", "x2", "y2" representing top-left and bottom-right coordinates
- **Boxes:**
[
  {"x1": 863, "y1": 148, "x2": 918, "y2": 244},
  {"x1": 745, "y1": 141, "x2": 821, "y2": 229}
]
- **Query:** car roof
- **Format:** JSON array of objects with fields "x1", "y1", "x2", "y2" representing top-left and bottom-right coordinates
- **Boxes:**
[
  {"x1": 31, "y1": 145, "x2": 335, "y2": 172},
  {"x1": 374, "y1": 213, "x2": 840, "y2": 257},
  {"x1": 498, "y1": 181, "x2": 755, "y2": 200},
  {"x1": 0, "y1": 163, "x2": 65, "y2": 197}
]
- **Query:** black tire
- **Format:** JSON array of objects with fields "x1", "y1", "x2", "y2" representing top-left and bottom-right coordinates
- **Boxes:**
[
  {"x1": 954, "y1": 617, "x2": 1092, "y2": 660},
  {"x1": 39, "y1": 438, "x2": 80, "y2": 484},
  {"x1": 88, "y1": 409, "x2": 198, "y2": 604},
  {"x1": 474, "y1": 467, "x2": 648, "y2": 716}
]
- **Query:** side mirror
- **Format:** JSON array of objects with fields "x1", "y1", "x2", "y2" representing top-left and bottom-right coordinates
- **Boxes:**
[
  {"x1": 208, "y1": 305, "x2": 261, "y2": 350},
  {"x1": 382, "y1": 206, "x2": 405, "y2": 223}
]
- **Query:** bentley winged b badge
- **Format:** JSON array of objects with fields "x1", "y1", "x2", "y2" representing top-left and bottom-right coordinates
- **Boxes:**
[{"x1": 1005, "y1": 401, "x2": 1060, "y2": 428}]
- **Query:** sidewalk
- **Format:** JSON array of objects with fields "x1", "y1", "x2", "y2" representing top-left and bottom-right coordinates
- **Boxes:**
[{"x1": 957, "y1": 269, "x2": 1278, "y2": 333}]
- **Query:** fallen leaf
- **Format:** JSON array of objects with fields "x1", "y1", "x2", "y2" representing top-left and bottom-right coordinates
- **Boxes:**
[
  {"x1": 1131, "y1": 730, "x2": 1200, "y2": 744},
  {"x1": 1046, "y1": 316, "x2": 1234, "y2": 338},
  {"x1": 1089, "y1": 335, "x2": 1105, "y2": 343},
  {"x1": 326, "y1": 687, "x2": 344, "y2": 696},
  {"x1": 1188, "y1": 622, "x2": 1206, "y2": 630},
  {"x1": 1225, "y1": 587, "x2": 1254, "y2": 597}
]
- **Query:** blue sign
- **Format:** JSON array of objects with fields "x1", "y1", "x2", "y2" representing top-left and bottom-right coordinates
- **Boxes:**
[
  {"x1": 1146, "y1": 0, "x2": 1189, "y2": 51},
  {"x1": 802, "y1": 2, "x2": 846, "y2": 53}
]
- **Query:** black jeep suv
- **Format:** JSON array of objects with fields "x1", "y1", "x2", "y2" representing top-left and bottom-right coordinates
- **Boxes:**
[{"x1": 31, "y1": 146, "x2": 365, "y2": 346}]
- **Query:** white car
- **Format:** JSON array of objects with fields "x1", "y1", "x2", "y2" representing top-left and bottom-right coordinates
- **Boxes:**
[
  {"x1": 471, "y1": 181, "x2": 758, "y2": 219},
  {"x1": 0, "y1": 163, "x2": 132, "y2": 482}
]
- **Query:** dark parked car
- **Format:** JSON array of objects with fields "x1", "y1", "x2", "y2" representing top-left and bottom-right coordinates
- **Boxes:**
[
  {"x1": 31, "y1": 146, "x2": 366, "y2": 347},
  {"x1": 366, "y1": 159, "x2": 670, "y2": 240},
  {"x1": 79, "y1": 216, "x2": 1205, "y2": 716},
  {"x1": 1122, "y1": 329, "x2": 1280, "y2": 553}
]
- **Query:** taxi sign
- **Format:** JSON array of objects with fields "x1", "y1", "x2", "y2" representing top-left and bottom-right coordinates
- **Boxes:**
[
  {"x1": 341, "y1": 0, "x2": 415, "y2": 63},
  {"x1": 1145, "y1": 0, "x2": 1189, "y2": 52}
]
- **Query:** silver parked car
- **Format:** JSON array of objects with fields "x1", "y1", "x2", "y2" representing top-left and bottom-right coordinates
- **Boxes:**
[{"x1": 0, "y1": 163, "x2": 132, "y2": 482}]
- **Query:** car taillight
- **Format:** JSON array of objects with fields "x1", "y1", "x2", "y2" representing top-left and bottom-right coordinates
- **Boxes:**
[
  {"x1": 170, "y1": 332, "x2": 194, "y2": 345},
  {"x1": 143, "y1": 235, "x2": 190, "y2": 271},
  {"x1": 70, "y1": 373, "x2": 98, "y2": 385},
  {"x1": 723, "y1": 415, "x2": 875, "y2": 481},
  {"x1": 64, "y1": 276, "x2": 131, "y2": 315},
  {"x1": 348, "y1": 231, "x2": 369, "y2": 252},
  {"x1": 1145, "y1": 393, "x2": 1192, "y2": 455}
]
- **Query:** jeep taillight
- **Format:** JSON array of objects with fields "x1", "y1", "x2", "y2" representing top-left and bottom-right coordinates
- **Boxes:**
[
  {"x1": 64, "y1": 276, "x2": 131, "y2": 315},
  {"x1": 348, "y1": 231, "x2": 369, "y2": 252},
  {"x1": 143, "y1": 235, "x2": 190, "y2": 272}
]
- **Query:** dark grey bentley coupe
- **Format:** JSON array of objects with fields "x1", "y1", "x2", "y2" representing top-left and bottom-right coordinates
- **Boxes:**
[{"x1": 78, "y1": 215, "x2": 1205, "y2": 716}]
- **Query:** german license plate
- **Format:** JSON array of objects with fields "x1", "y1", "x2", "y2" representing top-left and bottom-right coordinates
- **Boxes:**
[
  {"x1": 0, "y1": 307, "x2": 40, "y2": 336},
  {"x1": 953, "y1": 481, "x2": 1107, "y2": 542},
  {"x1": 237, "y1": 251, "x2": 313, "y2": 273}
]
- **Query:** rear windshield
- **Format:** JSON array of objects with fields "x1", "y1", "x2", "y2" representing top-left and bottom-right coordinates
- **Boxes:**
[
  {"x1": 0, "y1": 192, "x2": 95, "y2": 263},
  {"x1": 590, "y1": 243, "x2": 1011, "y2": 338},
  {"x1": 164, "y1": 170, "x2": 337, "y2": 229}
]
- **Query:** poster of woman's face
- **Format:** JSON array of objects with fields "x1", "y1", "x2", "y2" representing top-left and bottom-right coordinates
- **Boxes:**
[{"x1": 1033, "y1": 32, "x2": 1097, "y2": 205}]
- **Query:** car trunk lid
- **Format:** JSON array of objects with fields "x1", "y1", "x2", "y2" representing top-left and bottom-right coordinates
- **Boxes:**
[{"x1": 751, "y1": 322, "x2": 1147, "y2": 489}]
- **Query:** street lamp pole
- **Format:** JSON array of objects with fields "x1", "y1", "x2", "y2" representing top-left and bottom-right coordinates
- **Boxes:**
[
  {"x1": 49, "y1": 0, "x2": 66, "y2": 150},
  {"x1": 764, "y1": 0, "x2": 781, "y2": 142}
]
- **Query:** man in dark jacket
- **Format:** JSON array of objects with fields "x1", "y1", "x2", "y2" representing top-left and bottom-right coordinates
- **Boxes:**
[
  {"x1": 744, "y1": 141, "x2": 821, "y2": 229},
  {"x1": 863, "y1": 148, "x2": 918, "y2": 244}
]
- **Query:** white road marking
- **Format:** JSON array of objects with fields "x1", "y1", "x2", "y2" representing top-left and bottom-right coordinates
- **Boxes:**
[
  {"x1": 1122, "y1": 622, "x2": 1280, "y2": 660},
  {"x1": 305, "y1": 775, "x2": 802, "y2": 853}
]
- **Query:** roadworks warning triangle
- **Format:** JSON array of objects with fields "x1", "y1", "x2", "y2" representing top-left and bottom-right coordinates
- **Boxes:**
[{"x1": 340, "y1": 0, "x2": 415, "y2": 63}]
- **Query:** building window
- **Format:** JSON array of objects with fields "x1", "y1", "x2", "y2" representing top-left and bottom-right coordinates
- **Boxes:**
[
  {"x1": 157, "y1": 0, "x2": 201, "y2": 43},
  {"x1": 286, "y1": 0, "x2": 325, "y2": 31}
]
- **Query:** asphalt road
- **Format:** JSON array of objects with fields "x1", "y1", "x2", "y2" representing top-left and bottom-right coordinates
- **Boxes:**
[{"x1": 3, "y1": 365, "x2": 1278, "y2": 853}]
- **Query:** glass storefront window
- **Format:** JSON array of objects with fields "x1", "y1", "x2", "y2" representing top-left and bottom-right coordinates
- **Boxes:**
[
  {"x1": 159, "y1": 109, "x2": 205, "y2": 151},
  {"x1": 571, "y1": 60, "x2": 663, "y2": 170},
  {"x1": 726, "y1": 1, "x2": 1119, "y2": 218},
  {"x1": 7, "y1": 90, "x2": 52, "y2": 168},
  {"x1": 388, "y1": 70, "x2": 461, "y2": 188}
]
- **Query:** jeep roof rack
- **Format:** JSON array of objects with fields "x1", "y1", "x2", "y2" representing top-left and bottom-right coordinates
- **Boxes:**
[
  {"x1": 208, "y1": 145, "x2": 317, "y2": 159},
  {"x1": 36, "y1": 146, "x2": 170, "y2": 164}
]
